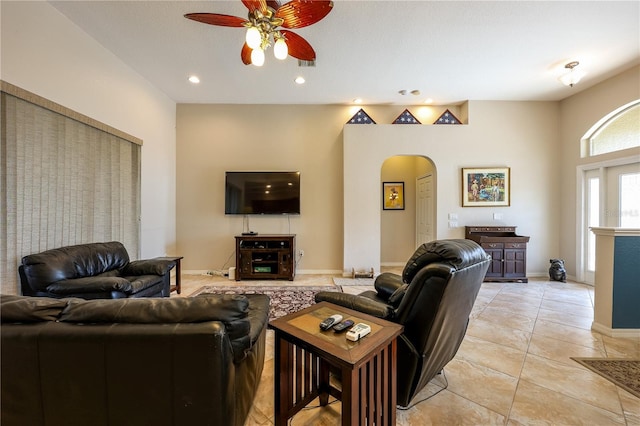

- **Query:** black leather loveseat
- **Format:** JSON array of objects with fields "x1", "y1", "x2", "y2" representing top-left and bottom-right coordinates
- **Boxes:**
[
  {"x1": 0, "y1": 293, "x2": 270, "y2": 426},
  {"x1": 19, "y1": 241, "x2": 176, "y2": 299}
]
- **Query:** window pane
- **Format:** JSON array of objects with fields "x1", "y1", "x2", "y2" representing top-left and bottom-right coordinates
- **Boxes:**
[
  {"x1": 590, "y1": 103, "x2": 640, "y2": 156},
  {"x1": 620, "y1": 172, "x2": 640, "y2": 228}
]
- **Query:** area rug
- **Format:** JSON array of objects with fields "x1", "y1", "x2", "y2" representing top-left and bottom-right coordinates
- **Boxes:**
[
  {"x1": 190, "y1": 285, "x2": 341, "y2": 321},
  {"x1": 571, "y1": 358, "x2": 640, "y2": 398},
  {"x1": 333, "y1": 277, "x2": 375, "y2": 287}
]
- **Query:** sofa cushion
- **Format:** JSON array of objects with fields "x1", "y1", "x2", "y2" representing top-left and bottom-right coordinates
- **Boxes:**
[
  {"x1": 72, "y1": 242, "x2": 130, "y2": 277},
  {"x1": 46, "y1": 277, "x2": 133, "y2": 295},
  {"x1": 59, "y1": 295, "x2": 255, "y2": 362},
  {"x1": 0, "y1": 295, "x2": 70, "y2": 322}
]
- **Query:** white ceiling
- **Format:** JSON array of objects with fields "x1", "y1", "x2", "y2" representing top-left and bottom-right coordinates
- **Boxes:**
[{"x1": 50, "y1": 0, "x2": 640, "y2": 105}]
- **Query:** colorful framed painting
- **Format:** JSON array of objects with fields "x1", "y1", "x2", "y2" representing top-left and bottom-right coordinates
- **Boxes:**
[
  {"x1": 462, "y1": 167, "x2": 510, "y2": 207},
  {"x1": 382, "y1": 182, "x2": 405, "y2": 210}
]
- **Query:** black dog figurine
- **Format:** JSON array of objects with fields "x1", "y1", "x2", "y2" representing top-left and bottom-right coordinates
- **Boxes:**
[{"x1": 549, "y1": 259, "x2": 567, "y2": 282}]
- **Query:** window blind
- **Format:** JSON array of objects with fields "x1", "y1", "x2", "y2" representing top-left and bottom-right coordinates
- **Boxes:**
[{"x1": 1, "y1": 83, "x2": 141, "y2": 295}]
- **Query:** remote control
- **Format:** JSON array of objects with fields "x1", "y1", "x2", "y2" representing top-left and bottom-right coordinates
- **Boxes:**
[
  {"x1": 319, "y1": 314, "x2": 343, "y2": 331},
  {"x1": 333, "y1": 319, "x2": 354, "y2": 333},
  {"x1": 346, "y1": 323, "x2": 372, "y2": 341}
]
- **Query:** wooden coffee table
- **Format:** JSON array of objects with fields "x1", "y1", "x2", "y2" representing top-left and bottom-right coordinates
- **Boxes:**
[{"x1": 269, "y1": 301, "x2": 404, "y2": 425}]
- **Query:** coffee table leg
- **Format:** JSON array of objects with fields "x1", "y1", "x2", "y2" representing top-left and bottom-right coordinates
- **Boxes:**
[
  {"x1": 341, "y1": 367, "x2": 360, "y2": 426},
  {"x1": 318, "y1": 359, "x2": 331, "y2": 406},
  {"x1": 274, "y1": 333, "x2": 293, "y2": 426}
]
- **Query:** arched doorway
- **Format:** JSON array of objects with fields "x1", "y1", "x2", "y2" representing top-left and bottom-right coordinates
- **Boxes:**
[{"x1": 380, "y1": 155, "x2": 435, "y2": 268}]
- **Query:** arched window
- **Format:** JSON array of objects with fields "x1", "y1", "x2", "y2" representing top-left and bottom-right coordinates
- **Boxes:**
[{"x1": 584, "y1": 101, "x2": 639, "y2": 157}]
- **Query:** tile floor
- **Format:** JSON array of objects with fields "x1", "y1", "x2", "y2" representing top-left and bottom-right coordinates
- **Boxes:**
[{"x1": 175, "y1": 273, "x2": 639, "y2": 425}]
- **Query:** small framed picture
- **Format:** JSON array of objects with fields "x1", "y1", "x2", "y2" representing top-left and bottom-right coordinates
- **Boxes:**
[
  {"x1": 462, "y1": 167, "x2": 510, "y2": 207},
  {"x1": 382, "y1": 182, "x2": 405, "y2": 210}
]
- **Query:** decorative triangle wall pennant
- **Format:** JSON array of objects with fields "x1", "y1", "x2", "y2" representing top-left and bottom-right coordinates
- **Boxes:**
[
  {"x1": 434, "y1": 109, "x2": 462, "y2": 125},
  {"x1": 347, "y1": 108, "x2": 376, "y2": 124},
  {"x1": 393, "y1": 109, "x2": 421, "y2": 124}
]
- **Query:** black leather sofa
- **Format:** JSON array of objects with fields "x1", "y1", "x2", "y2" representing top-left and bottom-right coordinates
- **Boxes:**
[
  {"x1": 19, "y1": 241, "x2": 176, "y2": 299},
  {"x1": 0, "y1": 293, "x2": 270, "y2": 426}
]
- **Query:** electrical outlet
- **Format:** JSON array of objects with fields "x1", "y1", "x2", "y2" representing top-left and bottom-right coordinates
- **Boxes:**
[{"x1": 299, "y1": 249, "x2": 304, "y2": 257}]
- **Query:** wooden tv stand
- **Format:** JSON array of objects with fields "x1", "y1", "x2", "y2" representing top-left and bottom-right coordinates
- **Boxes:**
[{"x1": 235, "y1": 234, "x2": 295, "y2": 281}]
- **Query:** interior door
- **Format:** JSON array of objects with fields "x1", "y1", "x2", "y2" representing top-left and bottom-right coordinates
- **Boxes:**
[
  {"x1": 416, "y1": 174, "x2": 434, "y2": 247},
  {"x1": 581, "y1": 162, "x2": 640, "y2": 284}
]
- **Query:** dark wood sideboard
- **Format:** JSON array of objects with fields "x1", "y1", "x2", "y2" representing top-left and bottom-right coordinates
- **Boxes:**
[
  {"x1": 465, "y1": 226, "x2": 530, "y2": 283},
  {"x1": 235, "y1": 234, "x2": 295, "y2": 281}
]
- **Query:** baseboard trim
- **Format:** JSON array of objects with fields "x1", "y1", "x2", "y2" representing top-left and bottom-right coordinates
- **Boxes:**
[
  {"x1": 592, "y1": 322, "x2": 640, "y2": 338},
  {"x1": 185, "y1": 269, "x2": 344, "y2": 276},
  {"x1": 296, "y1": 269, "x2": 343, "y2": 275}
]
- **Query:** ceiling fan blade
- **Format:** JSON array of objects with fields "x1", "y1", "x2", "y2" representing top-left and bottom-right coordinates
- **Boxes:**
[
  {"x1": 266, "y1": 0, "x2": 282, "y2": 10},
  {"x1": 277, "y1": 0, "x2": 333, "y2": 29},
  {"x1": 241, "y1": 43, "x2": 253, "y2": 65},
  {"x1": 184, "y1": 13, "x2": 247, "y2": 27},
  {"x1": 281, "y1": 30, "x2": 316, "y2": 61},
  {"x1": 242, "y1": 0, "x2": 268, "y2": 13}
]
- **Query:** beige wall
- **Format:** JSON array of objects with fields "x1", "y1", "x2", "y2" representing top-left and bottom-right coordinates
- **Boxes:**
[
  {"x1": 176, "y1": 104, "x2": 350, "y2": 273},
  {"x1": 559, "y1": 65, "x2": 640, "y2": 278},
  {"x1": 1, "y1": 1, "x2": 177, "y2": 259},
  {"x1": 178, "y1": 102, "x2": 562, "y2": 275},
  {"x1": 176, "y1": 104, "x2": 462, "y2": 273},
  {"x1": 343, "y1": 101, "x2": 561, "y2": 276}
]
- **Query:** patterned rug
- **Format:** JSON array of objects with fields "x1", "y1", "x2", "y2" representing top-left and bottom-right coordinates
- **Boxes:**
[
  {"x1": 571, "y1": 358, "x2": 640, "y2": 398},
  {"x1": 190, "y1": 285, "x2": 341, "y2": 321}
]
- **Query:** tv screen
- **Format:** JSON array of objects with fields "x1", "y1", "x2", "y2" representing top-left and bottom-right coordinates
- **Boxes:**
[{"x1": 225, "y1": 171, "x2": 300, "y2": 215}]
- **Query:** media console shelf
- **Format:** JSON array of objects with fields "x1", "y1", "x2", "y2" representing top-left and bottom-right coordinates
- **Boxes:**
[
  {"x1": 465, "y1": 226, "x2": 530, "y2": 283},
  {"x1": 235, "y1": 234, "x2": 295, "y2": 281}
]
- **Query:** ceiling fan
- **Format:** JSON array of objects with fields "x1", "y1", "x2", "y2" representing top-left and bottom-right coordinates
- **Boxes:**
[{"x1": 185, "y1": 0, "x2": 334, "y2": 66}]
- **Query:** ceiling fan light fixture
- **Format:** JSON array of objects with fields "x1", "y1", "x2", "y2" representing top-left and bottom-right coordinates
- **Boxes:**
[
  {"x1": 274, "y1": 36, "x2": 288, "y2": 60},
  {"x1": 245, "y1": 26, "x2": 261, "y2": 50},
  {"x1": 559, "y1": 61, "x2": 586, "y2": 87},
  {"x1": 185, "y1": 1, "x2": 333, "y2": 66},
  {"x1": 251, "y1": 48, "x2": 265, "y2": 66}
]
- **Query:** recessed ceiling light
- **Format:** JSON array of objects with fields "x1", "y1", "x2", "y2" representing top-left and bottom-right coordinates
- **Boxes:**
[
  {"x1": 294, "y1": 76, "x2": 305, "y2": 85},
  {"x1": 188, "y1": 75, "x2": 200, "y2": 84},
  {"x1": 353, "y1": 98, "x2": 363, "y2": 104}
]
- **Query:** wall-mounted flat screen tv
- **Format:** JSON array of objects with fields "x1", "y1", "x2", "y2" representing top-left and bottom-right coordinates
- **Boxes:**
[{"x1": 225, "y1": 171, "x2": 300, "y2": 215}]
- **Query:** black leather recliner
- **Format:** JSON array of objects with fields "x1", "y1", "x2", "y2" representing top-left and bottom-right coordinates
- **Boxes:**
[
  {"x1": 315, "y1": 239, "x2": 490, "y2": 408},
  {"x1": 19, "y1": 241, "x2": 176, "y2": 299}
]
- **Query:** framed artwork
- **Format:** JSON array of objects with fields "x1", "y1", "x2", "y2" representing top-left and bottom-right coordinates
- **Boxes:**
[
  {"x1": 382, "y1": 182, "x2": 405, "y2": 210},
  {"x1": 462, "y1": 167, "x2": 510, "y2": 207}
]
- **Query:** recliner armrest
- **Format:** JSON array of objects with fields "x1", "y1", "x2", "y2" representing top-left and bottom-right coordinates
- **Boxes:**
[
  {"x1": 374, "y1": 272, "x2": 405, "y2": 301},
  {"x1": 314, "y1": 292, "x2": 393, "y2": 319}
]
